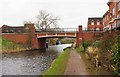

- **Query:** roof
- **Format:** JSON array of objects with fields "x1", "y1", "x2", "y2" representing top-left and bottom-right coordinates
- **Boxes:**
[
  {"x1": 107, "y1": 0, "x2": 118, "y2": 5},
  {"x1": 2, "y1": 25, "x2": 24, "y2": 29},
  {"x1": 1, "y1": 25, "x2": 25, "y2": 33},
  {"x1": 88, "y1": 17, "x2": 103, "y2": 20},
  {"x1": 88, "y1": 17, "x2": 103, "y2": 24},
  {"x1": 103, "y1": 10, "x2": 109, "y2": 17}
]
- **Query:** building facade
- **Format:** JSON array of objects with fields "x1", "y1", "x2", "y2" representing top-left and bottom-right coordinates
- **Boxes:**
[
  {"x1": 103, "y1": 10, "x2": 110, "y2": 31},
  {"x1": 87, "y1": 17, "x2": 103, "y2": 31},
  {"x1": 103, "y1": 0, "x2": 120, "y2": 31},
  {"x1": 1, "y1": 25, "x2": 25, "y2": 33},
  {"x1": 117, "y1": 0, "x2": 120, "y2": 28}
]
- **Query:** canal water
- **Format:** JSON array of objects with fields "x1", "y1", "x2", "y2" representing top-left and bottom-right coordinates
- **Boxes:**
[{"x1": 1, "y1": 44, "x2": 72, "y2": 75}]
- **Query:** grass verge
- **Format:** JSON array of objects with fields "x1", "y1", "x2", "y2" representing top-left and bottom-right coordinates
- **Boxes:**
[
  {"x1": 1, "y1": 37, "x2": 30, "y2": 53},
  {"x1": 43, "y1": 48, "x2": 70, "y2": 75}
]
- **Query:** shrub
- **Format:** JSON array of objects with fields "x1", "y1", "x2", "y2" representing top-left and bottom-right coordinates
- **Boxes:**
[
  {"x1": 76, "y1": 46, "x2": 84, "y2": 52},
  {"x1": 112, "y1": 35, "x2": 120, "y2": 75},
  {"x1": 82, "y1": 40, "x2": 93, "y2": 51},
  {"x1": 93, "y1": 41, "x2": 101, "y2": 48},
  {"x1": 100, "y1": 33, "x2": 116, "y2": 52}
]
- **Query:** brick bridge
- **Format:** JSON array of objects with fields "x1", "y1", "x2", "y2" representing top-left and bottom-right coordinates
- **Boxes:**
[{"x1": 2, "y1": 23, "x2": 102, "y2": 49}]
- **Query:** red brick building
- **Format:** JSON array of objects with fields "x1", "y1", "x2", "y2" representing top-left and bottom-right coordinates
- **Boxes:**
[
  {"x1": 1, "y1": 25, "x2": 25, "y2": 33},
  {"x1": 103, "y1": 10, "x2": 110, "y2": 31},
  {"x1": 87, "y1": 17, "x2": 103, "y2": 31},
  {"x1": 103, "y1": 0, "x2": 120, "y2": 31}
]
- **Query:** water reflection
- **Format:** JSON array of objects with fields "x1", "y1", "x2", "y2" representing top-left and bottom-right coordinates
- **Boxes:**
[{"x1": 2, "y1": 44, "x2": 72, "y2": 75}]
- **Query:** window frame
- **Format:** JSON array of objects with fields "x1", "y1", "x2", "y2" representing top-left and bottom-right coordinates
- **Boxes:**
[
  {"x1": 97, "y1": 21, "x2": 100, "y2": 25},
  {"x1": 96, "y1": 28, "x2": 100, "y2": 31},
  {"x1": 118, "y1": 21, "x2": 120, "y2": 27},
  {"x1": 118, "y1": 1, "x2": 120, "y2": 11},
  {"x1": 91, "y1": 21, "x2": 94, "y2": 25},
  {"x1": 112, "y1": 7, "x2": 115, "y2": 16}
]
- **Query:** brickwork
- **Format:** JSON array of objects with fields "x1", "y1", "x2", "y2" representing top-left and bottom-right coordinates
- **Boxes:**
[
  {"x1": 87, "y1": 18, "x2": 103, "y2": 31},
  {"x1": 2, "y1": 24, "x2": 101, "y2": 49},
  {"x1": 103, "y1": 0, "x2": 120, "y2": 31},
  {"x1": 2, "y1": 34, "x2": 29, "y2": 44},
  {"x1": 2, "y1": 24, "x2": 39, "y2": 49}
]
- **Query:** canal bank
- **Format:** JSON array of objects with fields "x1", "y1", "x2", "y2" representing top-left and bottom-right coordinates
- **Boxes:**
[
  {"x1": 2, "y1": 44, "x2": 72, "y2": 75},
  {"x1": 1, "y1": 37, "x2": 32, "y2": 54},
  {"x1": 43, "y1": 48, "x2": 70, "y2": 75}
]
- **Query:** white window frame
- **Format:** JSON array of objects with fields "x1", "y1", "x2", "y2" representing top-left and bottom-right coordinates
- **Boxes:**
[
  {"x1": 107, "y1": 14, "x2": 108, "y2": 20},
  {"x1": 112, "y1": 8, "x2": 115, "y2": 16},
  {"x1": 6, "y1": 30, "x2": 9, "y2": 32},
  {"x1": 118, "y1": 1, "x2": 120, "y2": 11},
  {"x1": 118, "y1": 21, "x2": 120, "y2": 27},
  {"x1": 91, "y1": 22, "x2": 94, "y2": 25},
  {"x1": 10, "y1": 30, "x2": 14, "y2": 32},
  {"x1": 96, "y1": 28, "x2": 100, "y2": 31},
  {"x1": 91, "y1": 28, "x2": 94, "y2": 31},
  {"x1": 118, "y1": 13, "x2": 120, "y2": 19},
  {"x1": 18, "y1": 30, "x2": 21, "y2": 33},
  {"x1": 97, "y1": 22, "x2": 100, "y2": 25},
  {"x1": 112, "y1": 23, "x2": 116, "y2": 29}
]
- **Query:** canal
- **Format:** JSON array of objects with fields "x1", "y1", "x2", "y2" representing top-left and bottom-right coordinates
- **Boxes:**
[{"x1": 2, "y1": 44, "x2": 72, "y2": 75}]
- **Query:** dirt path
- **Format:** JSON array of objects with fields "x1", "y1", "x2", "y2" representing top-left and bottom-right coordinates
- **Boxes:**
[{"x1": 64, "y1": 48, "x2": 88, "y2": 75}]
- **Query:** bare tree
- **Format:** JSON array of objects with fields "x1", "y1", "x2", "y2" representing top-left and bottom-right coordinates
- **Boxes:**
[{"x1": 35, "y1": 10, "x2": 59, "y2": 31}]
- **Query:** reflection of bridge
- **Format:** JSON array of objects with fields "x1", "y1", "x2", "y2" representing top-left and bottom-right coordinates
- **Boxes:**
[{"x1": 2, "y1": 23, "x2": 102, "y2": 49}]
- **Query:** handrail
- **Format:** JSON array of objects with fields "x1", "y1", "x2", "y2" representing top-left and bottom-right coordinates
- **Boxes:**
[{"x1": 35, "y1": 28, "x2": 78, "y2": 33}]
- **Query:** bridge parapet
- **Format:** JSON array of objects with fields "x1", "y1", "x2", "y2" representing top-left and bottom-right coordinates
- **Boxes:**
[
  {"x1": 82, "y1": 30, "x2": 103, "y2": 33},
  {"x1": 36, "y1": 32, "x2": 76, "y2": 38},
  {"x1": 35, "y1": 28, "x2": 78, "y2": 33}
]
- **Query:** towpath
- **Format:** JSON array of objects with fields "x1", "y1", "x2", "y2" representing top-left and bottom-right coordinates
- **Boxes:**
[{"x1": 64, "y1": 48, "x2": 88, "y2": 75}]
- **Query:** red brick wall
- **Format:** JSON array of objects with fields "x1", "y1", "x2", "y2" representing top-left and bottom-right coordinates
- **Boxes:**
[
  {"x1": 103, "y1": 11, "x2": 110, "y2": 30},
  {"x1": 37, "y1": 33, "x2": 46, "y2": 36},
  {"x1": 2, "y1": 34, "x2": 29, "y2": 44},
  {"x1": 2, "y1": 33, "x2": 39, "y2": 49},
  {"x1": 82, "y1": 33, "x2": 94, "y2": 42},
  {"x1": 76, "y1": 32, "x2": 79, "y2": 47},
  {"x1": 76, "y1": 26, "x2": 83, "y2": 47},
  {"x1": 66, "y1": 33, "x2": 75, "y2": 36},
  {"x1": 76, "y1": 32, "x2": 97, "y2": 46},
  {"x1": 108, "y1": 1, "x2": 118, "y2": 29},
  {"x1": 57, "y1": 33, "x2": 65, "y2": 35},
  {"x1": 87, "y1": 18, "x2": 103, "y2": 31}
]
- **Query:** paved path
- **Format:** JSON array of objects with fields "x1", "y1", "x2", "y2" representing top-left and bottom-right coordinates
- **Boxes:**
[{"x1": 64, "y1": 48, "x2": 88, "y2": 75}]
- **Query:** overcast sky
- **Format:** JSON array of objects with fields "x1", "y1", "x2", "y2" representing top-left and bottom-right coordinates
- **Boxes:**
[{"x1": 0, "y1": 0, "x2": 109, "y2": 28}]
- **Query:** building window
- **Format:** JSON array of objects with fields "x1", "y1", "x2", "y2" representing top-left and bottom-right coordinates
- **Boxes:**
[
  {"x1": 118, "y1": 13, "x2": 120, "y2": 19},
  {"x1": 112, "y1": 8, "x2": 115, "y2": 16},
  {"x1": 6, "y1": 30, "x2": 9, "y2": 32},
  {"x1": 112, "y1": 23, "x2": 116, "y2": 29},
  {"x1": 118, "y1": 1, "x2": 120, "y2": 11},
  {"x1": 91, "y1": 28, "x2": 94, "y2": 31},
  {"x1": 10, "y1": 30, "x2": 14, "y2": 33},
  {"x1": 18, "y1": 30, "x2": 21, "y2": 33},
  {"x1": 107, "y1": 14, "x2": 109, "y2": 20},
  {"x1": 118, "y1": 21, "x2": 120, "y2": 27},
  {"x1": 96, "y1": 28, "x2": 100, "y2": 31},
  {"x1": 106, "y1": 16, "x2": 107, "y2": 21},
  {"x1": 91, "y1": 22, "x2": 94, "y2": 25},
  {"x1": 97, "y1": 22, "x2": 100, "y2": 25},
  {"x1": 103, "y1": 21, "x2": 104, "y2": 26}
]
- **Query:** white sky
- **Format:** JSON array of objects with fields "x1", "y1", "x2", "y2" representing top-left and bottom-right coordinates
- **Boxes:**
[{"x1": 0, "y1": 0, "x2": 109, "y2": 28}]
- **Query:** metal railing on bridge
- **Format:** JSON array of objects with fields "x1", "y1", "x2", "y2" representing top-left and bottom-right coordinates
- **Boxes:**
[
  {"x1": 35, "y1": 28, "x2": 78, "y2": 33},
  {"x1": 82, "y1": 30, "x2": 103, "y2": 33}
]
